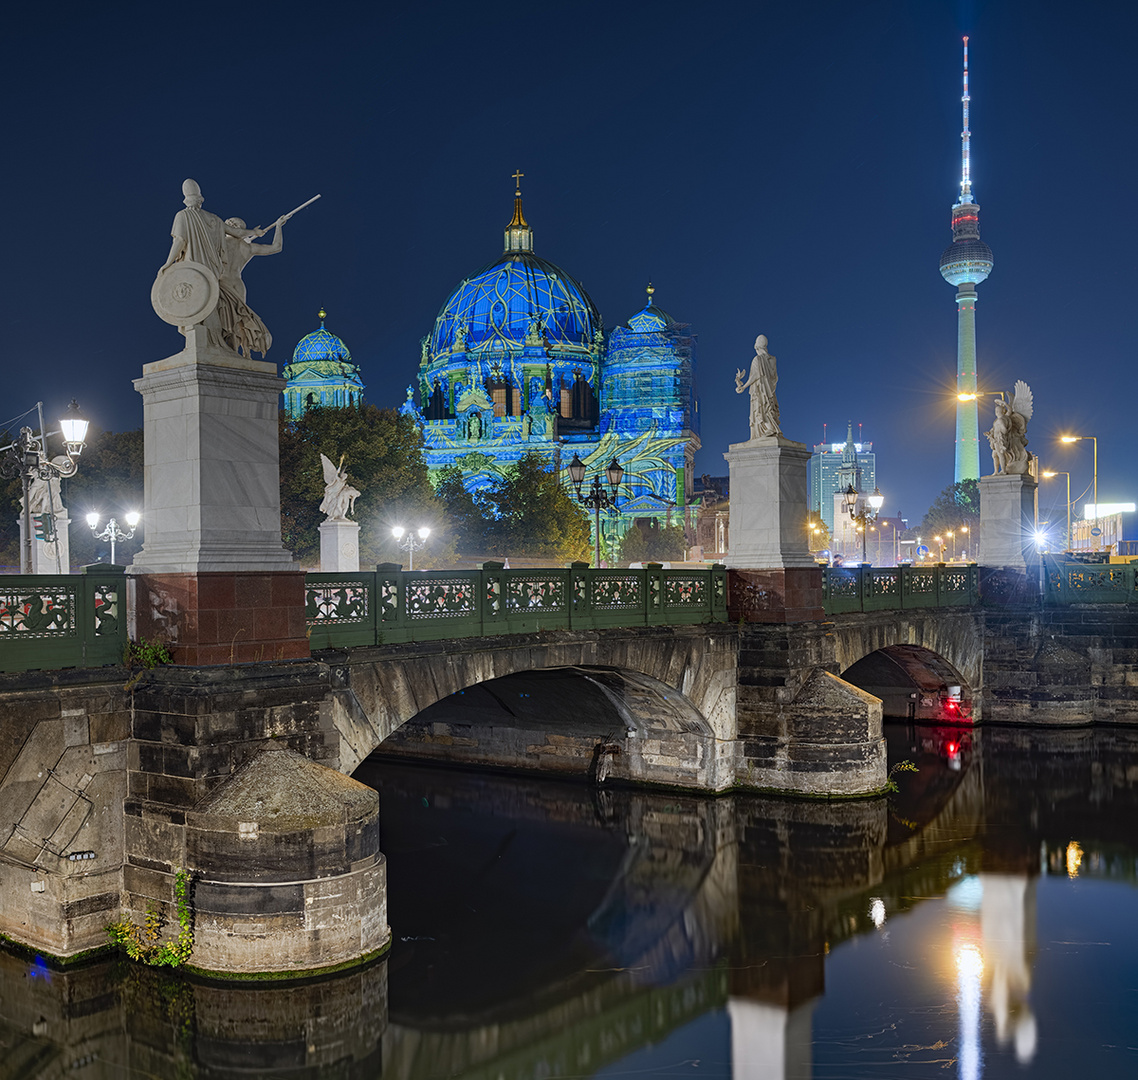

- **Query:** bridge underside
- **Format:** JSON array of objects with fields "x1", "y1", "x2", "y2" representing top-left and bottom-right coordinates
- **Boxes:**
[{"x1": 371, "y1": 666, "x2": 718, "y2": 786}]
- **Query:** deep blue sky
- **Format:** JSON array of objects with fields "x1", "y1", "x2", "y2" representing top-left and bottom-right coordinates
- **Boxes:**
[{"x1": 4, "y1": 0, "x2": 1135, "y2": 527}]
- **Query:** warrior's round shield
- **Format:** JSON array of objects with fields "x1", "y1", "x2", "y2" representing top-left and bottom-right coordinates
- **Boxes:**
[{"x1": 150, "y1": 260, "x2": 219, "y2": 326}]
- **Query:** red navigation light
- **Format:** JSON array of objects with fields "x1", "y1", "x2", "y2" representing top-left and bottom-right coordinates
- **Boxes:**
[{"x1": 947, "y1": 741, "x2": 958, "y2": 755}]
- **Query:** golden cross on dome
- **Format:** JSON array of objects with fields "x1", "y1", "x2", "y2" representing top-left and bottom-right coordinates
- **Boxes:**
[{"x1": 511, "y1": 169, "x2": 524, "y2": 194}]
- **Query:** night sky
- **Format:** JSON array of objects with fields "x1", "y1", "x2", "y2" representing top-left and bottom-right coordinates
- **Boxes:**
[{"x1": 4, "y1": 0, "x2": 1135, "y2": 531}]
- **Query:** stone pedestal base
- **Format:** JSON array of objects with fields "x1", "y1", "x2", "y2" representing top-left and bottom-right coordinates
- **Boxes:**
[
  {"x1": 320, "y1": 520, "x2": 360, "y2": 572},
  {"x1": 980, "y1": 473, "x2": 1038, "y2": 570},
  {"x1": 129, "y1": 571, "x2": 310, "y2": 665},
  {"x1": 724, "y1": 436, "x2": 816, "y2": 570},
  {"x1": 131, "y1": 334, "x2": 296, "y2": 574},
  {"x1": 728, "y1": 568, "x2": 824, "y2": 623}
]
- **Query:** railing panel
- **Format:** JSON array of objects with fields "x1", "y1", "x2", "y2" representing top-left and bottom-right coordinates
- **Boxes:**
[
  {"x1": 1044, "y1": 559, "x2": 1136, "y2": 604},
  {"x1": 0, "y1": 567, "x2": 127, "y2": 673},
  {"x1": 304, "y1": 564, "x2": 729, "y2": 647},
  {"x1": 823, "y1": 564, "x2": 980, "y2": 614}
]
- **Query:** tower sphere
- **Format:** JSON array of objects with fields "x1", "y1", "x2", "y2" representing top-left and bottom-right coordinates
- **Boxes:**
[{"x1": 939, "y1": 236, "x2": 994, "y2": 287}]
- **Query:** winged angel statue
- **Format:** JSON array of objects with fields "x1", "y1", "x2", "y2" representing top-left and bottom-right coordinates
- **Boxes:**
[
  {"x1": 985, "y1": 381, "x2": 1034, "y2": 475},
  {"x1": 319, "y1": 453, "x2": 361, "y2": 521}
]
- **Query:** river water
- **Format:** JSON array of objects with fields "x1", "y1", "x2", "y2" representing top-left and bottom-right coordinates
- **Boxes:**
[{"x1": 1, "y1": 723, "x2": 1136, "y2": 1078}]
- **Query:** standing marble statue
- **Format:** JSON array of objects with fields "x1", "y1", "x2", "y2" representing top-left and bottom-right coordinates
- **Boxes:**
[
  {"x1": 985, "y1": 381, "x2": 1034, "y2": 475},
  {"x1": 735, "y1": 334, "x2": 782, "y2": 439},
  {"x1": 319, "y1": 453, "x2": 361, "y2": 521},
  {"x1": 152, "y1": 180, "x2": 318, "y2": 358}
]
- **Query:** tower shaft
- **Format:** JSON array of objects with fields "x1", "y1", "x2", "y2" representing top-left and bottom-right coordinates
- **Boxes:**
[{"x1": 955, "y1": 285, "x2": 979, "y2": 483}]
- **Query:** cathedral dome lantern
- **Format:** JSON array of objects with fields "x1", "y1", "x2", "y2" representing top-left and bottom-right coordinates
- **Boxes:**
[{"x1": 427, "y1": 181, "x2": 601, "y2": 361}]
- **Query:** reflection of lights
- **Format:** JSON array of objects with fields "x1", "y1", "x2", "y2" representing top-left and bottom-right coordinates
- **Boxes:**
[
  {"x1": 956, "y1": 941, "x2": 984, "y2": 1080},
  {"x1": 946, "y1": 874, "x2": 983, "y2": 912},
  {"x1": 1066, "y1": 840, "x2": 1083, "y2": 878},
  {"x1": 870, "y1": 897, "x2": 886, "y2": 928}
]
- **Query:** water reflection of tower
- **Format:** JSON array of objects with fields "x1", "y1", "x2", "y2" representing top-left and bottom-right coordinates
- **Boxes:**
[{"x1": 940, "y1": 37, "x2": 994, "y2": 485}]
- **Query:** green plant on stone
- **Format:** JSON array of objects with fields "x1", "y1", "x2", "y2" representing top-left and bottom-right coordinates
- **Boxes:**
[
  {"x1": 123, "y1": 635, "x2": 173, "y2": 669},
  {"x1": 884, "y1": 758, "x2": 918, "y2": 794},
  {"x1": 107, "y1": 869, "x2": 194, "y2": 967}
]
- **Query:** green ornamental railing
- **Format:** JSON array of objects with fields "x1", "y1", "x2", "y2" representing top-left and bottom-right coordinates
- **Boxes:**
[
  {"x1": 305, "y1": 562, "x2": 729, "y2": 649},
  {"x1": 0, "y1": 565, "x2": 127, "y2": 673},
  {"x1": 821, "y1": 564, "x2": 980, "y2": 614},
  {"x1": 1042, "y1": 557, "x2": 1138, "y2": 604}
]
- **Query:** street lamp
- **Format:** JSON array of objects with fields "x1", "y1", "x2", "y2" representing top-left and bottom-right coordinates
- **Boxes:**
[
  {"x1": 1060, "y1": 435, "x2": 1097, "y2": 524},
  {"x1": 0, "y1": 400, "x2": 90, "y2": 573},
  {"x1": 958, "y1": 524, "x2": 969, "y2": 560},
  {"x1": 1041, "y1": 471, "x2": 1071, "y2": 551},
  {"x1": 392, "y1": 525, "x2": 431, "y2": 571},
  {"x1": 946, "y1": 529, "x2": 956, "y2": 561},
  {"x1": 844, "y1": 484, "x2": 884, "y2": 564},
  {"x1": 568, "y1": 453, "x2": 623, "y2": 567},
  {"x1": 87, "y1": 511, "x2": 140, "y2": 565}
]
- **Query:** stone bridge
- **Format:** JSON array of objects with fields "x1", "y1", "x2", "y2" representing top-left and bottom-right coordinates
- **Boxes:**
[{"x1": 3, "y1": 564, "x2": 1138, "y2": 979}]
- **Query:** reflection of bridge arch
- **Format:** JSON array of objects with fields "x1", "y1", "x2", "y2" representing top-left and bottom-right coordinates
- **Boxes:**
[
  {"x1": 360, "y1": 765, "x2": 736, "y2": 1078},
  {"x1": 333, "y1": 626, "x2": 738, "y2": 789}
]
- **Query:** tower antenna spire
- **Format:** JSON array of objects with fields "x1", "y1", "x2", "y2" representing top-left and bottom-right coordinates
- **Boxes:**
[{"x1": 959, "y1": 35, "x2": 972, "y2": 205}]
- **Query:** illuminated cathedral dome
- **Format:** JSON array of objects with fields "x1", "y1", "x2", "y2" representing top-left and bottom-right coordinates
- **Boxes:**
[
  {"x1": 282, "y1": 309, "x2": 365, "y2": 418},
  {"x1": 291, "y1": 314, "x2": 353, "y2": 365},
  {"x1": 428, "y1": 187, "x2": 599, "y2": 358}
]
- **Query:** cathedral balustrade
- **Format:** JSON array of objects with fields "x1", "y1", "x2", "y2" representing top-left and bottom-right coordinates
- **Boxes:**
[{"x1": 304, "y1": 562, "x2": 729, "y2": 648}]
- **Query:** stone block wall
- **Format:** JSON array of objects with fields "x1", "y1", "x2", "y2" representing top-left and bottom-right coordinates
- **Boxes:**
[
  {"x1": 0, "y1": 672, "x2": 131, "y2": 958},
  {"x1": 983, "y1": 606, "x2": 1138, "y2": 724}
]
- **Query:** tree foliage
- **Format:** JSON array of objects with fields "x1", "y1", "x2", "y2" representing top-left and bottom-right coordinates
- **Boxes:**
[
  {"x1": 919, "y1": 480, "x2": 980, "y2": 549},
  {"x1": 434, "y1": 452, "x2": 591, "y2": 562},
  {"x1": 279, "y1": 405, "x2": 441, "y2": 567},
  {"x1": 617, "y1": 520, "x2": 688, "y2": 565}
]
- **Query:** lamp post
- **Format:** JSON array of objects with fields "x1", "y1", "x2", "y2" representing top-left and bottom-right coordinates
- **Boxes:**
[
  {"x1": 1041, "y1": 471, "x2": 1071, "y2": 551},
  {"x1": 568, "y1": 453, "x2": 623, "y2": 568},
  {"x1": 843, "y1": 484, "x2": 884, "y2": 564},
  {"x1": 392, "y1": 525, "x2": 431, "y2": 571},
  {"x1": 958, "y1": 524, "x2": 969, "y2": 560},
  {"x1": 86, "y1": 512, "x2": 140, "y2": 565},
  {"x1": 1060, "y1": 435, "x2": 1097, "y2": 523},
  {"x1": 946, "y1": 529, "x2": 956, "y2": 561},
  {"x1": 0, "y1": 400, "x2": 90, "y2": 573}
]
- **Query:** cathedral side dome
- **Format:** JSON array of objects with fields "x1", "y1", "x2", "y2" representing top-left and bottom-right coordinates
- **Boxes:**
[{"x1": 283, "y1": 309, "x2": 365, "y2": 417}]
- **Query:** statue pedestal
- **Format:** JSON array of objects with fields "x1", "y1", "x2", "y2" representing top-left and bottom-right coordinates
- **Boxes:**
[
  {"x1": 128, "y1": 333, "x2": 307, "y2": 664},
  {"x1": 723, "y1": 436, "x2": 816, "y2": 570},
  {"x1": 979, "y1": 473, "x2": 1038, "y2": 569},
  {"x1": 18, "y1": 511, "x2": 71, "y2": 574},
  {"x1": 320, "y1": 520, "x2": 360, "y2": 572}
]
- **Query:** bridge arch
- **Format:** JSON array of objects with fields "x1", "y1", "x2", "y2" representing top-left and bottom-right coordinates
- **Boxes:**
[
  {"x1": 329, "y1": 625, "x2": 739, "y2": 791},
  {"x1": 826, "y1": 610, "x2": 983, "y2": 721}
]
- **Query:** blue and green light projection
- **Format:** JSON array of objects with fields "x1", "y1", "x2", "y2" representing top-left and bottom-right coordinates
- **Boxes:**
[{"x1": 402, "y1": 183, "x2": 701, "y2": 560}]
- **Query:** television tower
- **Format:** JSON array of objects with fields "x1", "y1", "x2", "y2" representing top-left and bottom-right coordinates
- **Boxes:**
[{"x1": 939, "y1": 36, "x2": 994, "y2": 484}]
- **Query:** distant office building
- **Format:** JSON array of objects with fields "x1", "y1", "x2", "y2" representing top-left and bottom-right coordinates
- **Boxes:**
[{"x1": 809, "y1": 424, "x2": 876, "y2": 533}]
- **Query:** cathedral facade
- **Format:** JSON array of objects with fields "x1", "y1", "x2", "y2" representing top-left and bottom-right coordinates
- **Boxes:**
[{"x1": 398, "y1": 184, "x2": 701, "y2": 561}]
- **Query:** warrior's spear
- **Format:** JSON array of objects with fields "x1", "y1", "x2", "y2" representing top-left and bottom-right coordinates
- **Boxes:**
[{"x1": 243, "y1": 194, "x2": 321, "y2": 243}]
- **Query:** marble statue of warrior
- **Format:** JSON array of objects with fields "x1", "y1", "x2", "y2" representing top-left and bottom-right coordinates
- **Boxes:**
[
  {"x1": 220, "y1": 217, "x2": 283, "y2": 357},
  {"x1": 319, "y1": 453, "x2": 361, "y2": 521},
  {"x1": 985, "y1": 381, "x2": 1033, "y2": 475},
  {"x1": 735, "y1": 334, "x2": 782, "y2": 439},
  {"x1": 159, "y1": 179, "x2": 266, "y2": 352}
]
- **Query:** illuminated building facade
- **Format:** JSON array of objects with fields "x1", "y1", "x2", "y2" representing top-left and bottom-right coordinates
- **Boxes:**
[
  {"x1": 399, "y1": 180, "x2": 701, "y2": 560},
  {"x1": 940, "y1": 37, "x2": 994, "y2": 484},
  {"x1": 808, "y1": 425, "x2": 876, "y2": 533},
  {"x1": 282, "y1": 309, "x2": 365, "y2": 418}
]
